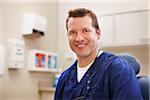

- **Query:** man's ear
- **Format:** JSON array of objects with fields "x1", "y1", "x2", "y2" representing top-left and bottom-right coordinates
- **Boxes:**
[{"x1": 96, "y1": 29, "x2": 101, "y2": 39}]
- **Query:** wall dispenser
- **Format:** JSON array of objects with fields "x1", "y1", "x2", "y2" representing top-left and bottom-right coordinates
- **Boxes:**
[
  {"x1": 22, "y1": 13, "x2": 47, "y2": 39},
  {"x1": 8, "y1": 39, "x2": 25, "y2": 69}
]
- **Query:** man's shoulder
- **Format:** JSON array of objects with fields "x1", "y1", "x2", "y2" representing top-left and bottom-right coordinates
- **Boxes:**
[
  {"x1": 103, "y1": 52, "x2": 134, "y2": 76},
  {"x1": 99, "y1": 52, "x2": 132, "y2": 71},
  {"x1": 101, "y1": 52, "x2": 128, "y2": 65},
  {"x1": 98, "y1": 51, "x2": 117, "y2": 62}
]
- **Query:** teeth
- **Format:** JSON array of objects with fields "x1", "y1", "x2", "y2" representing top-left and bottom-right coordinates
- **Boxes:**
[{"x1": 77, "y1": 44, "x2": 85, "y2": 47}]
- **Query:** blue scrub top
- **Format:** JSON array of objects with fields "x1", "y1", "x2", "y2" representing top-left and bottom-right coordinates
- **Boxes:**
[{"x1": 54, "y1": 52, "x2": 143, "y2": 100}]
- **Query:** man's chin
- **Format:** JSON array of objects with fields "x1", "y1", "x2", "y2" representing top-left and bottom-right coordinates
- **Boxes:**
[{"x1": 76, "y1": 52, "x2": 90, "y2": 58}]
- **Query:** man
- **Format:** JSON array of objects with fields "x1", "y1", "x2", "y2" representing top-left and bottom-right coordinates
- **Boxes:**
[{"x1": 54, "y1": 8, "x2": 143, "y2": 100}]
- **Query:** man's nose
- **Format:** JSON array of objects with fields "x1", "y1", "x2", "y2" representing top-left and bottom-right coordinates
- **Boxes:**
[{"x1": 75, "y1": 33, "x2": 84, "y2": 41}]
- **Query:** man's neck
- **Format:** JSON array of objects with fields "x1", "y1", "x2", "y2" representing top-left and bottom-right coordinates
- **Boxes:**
[{"x1": 77, "y1": 49, "x2": 99, "y2": 68}]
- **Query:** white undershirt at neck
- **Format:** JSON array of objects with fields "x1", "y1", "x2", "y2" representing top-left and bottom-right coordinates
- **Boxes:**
[{"x1": 77, "y1": 50, "x2": 103, "y2": 82}]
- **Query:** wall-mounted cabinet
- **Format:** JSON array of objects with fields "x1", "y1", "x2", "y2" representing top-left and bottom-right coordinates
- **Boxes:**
[
  {"x1": 99, "y1": 10, "x2": 149, "y2": 48},
  {"x1": 115, "y1": 11, "x2": 148, "y2": 45}
]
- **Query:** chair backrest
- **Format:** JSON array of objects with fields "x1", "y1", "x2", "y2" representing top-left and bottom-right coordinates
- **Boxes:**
[
  {"x1": 137, "y1": 76, "x2": 150, "y2": 100},
  {"x1": 117, "y1": 53, "x2": 150, "y2": 100},
  {"x1": 116, "y1": 53, "x2": 140, "y2": 74}
]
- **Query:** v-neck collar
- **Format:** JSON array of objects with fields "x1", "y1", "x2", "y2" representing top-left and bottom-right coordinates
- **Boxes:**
[
  {"x1": 68, "y1": 52, "x2": 106, "y2": 97},
  {"x1": 74, "y1": 51, "x2": 104, "y2": 83}
]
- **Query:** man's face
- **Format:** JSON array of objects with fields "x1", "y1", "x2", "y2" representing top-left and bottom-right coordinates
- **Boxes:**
[{"x1": 67, "y1": 16, "x2": 100, "y2": 58}]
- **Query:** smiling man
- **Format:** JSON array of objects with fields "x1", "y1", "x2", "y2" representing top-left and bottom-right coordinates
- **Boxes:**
[
  {"x1": 54, "y1": 8, "x2": 143, "y2": 100},
  {"x1": 67, "y1": 15, "x2": 100, "y2": 68}
]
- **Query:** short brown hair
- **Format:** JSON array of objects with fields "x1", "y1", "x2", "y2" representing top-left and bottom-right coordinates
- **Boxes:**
[{"x1": 66, "y1": 8, "x2": 100, "y2": 31}]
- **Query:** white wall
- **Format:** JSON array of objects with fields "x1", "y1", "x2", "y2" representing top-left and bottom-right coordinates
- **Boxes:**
[
  {"x1": 0, "y1": 3, "x2": 4, "y2": 99},
  {"x1": 0, "y1": 3, "x2": 3, "y2": 43},
  {"x1": 0, "y1": 2, "x2": 58, "y2": 100}
]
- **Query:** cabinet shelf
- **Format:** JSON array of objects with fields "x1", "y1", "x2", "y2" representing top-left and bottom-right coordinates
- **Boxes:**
[
  {"x1": 29, "y1": 68, "x2": 58, "y2": 73},
  {"x1": 38, "y1": 80, "x2": 56, "y2": 93}
]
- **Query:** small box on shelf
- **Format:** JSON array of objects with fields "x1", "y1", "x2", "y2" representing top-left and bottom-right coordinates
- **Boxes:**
[{"x1": 28, "y1": 49, "x2": 58, "y2": 73}]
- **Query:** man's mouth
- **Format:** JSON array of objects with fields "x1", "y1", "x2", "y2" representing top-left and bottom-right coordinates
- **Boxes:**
[{"x1": 76, "y1": 44, "x2": 87, "y2": 48}]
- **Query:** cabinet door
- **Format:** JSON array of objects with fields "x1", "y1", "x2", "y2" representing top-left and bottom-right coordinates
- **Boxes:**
[
  {"x1": 99, "y1": 16, "x2": 114, "y2": 46},
  {"x1": 115, "y1": 11, "x2": 148, "y2": 44}
]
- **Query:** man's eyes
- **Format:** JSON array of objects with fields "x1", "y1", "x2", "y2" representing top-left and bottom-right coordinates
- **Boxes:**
[
  {"x1": 83, "y1": 29, "x2": 90, "y2": 33},
  {"x1": 68, "y1": 29, "x2": 90, "y2": 36},
  {"x1": 68, "y1": 31, "x2": 76, "y2": 36}
]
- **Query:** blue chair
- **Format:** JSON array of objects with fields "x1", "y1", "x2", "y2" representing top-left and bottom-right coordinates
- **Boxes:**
[
  {"x1": 117, "y1": 53, "x2": 150, "y2": 100},
  {"x1": 137, "y1": 76, "x2": 150, "y2": 100}
]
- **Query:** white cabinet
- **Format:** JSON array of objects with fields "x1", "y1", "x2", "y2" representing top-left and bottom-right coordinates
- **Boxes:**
[
  {"x1": 115, "y1": 11, "x2": 148, "y2": 44},
  {"x1": 99, "y1": 10, "x2": 149, "y2": 48}
]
